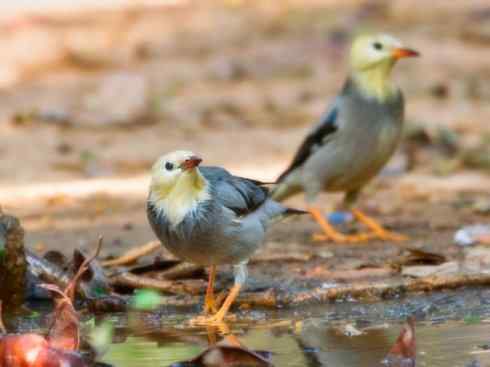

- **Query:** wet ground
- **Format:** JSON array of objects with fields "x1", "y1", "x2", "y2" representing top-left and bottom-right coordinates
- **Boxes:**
[{"x1": 96, "y1": 288, "x2": 490, "y2": 366}]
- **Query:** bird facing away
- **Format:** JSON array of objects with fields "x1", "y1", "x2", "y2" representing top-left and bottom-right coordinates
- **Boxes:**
[
  {"x1": 272, "y1": 34, "x2": 419, "y2": 243},
  {"x1": 147, "y1": 150, "x2": 304, "y2": 325}
]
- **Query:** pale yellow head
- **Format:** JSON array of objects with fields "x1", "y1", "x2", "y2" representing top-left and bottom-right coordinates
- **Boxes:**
[
  {"x1": 349, "y1": 34, "x2": 419, "y2": 101},
  {"x1": 149, "y1": 150, "x2": 209, "y2": 226}
]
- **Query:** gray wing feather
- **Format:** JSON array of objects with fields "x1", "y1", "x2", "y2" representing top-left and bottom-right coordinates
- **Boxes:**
[
  {"x1": 200, "y1": 167, "x2": 269, "y2": 216},
  {"x1": 277, "y1": 98, "x2": 340, "y2": 182}
]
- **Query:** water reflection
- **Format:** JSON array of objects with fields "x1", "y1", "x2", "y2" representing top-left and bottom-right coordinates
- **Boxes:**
[
  {"x1": 101, "y1": 316, "x2": 490, "y2": 367},
  {"x1": 169, "y1": 326, "x2": 273, "y2": 366},
  {"x1": 101, "y1": 289, "x2": 490, "y2": 366}
]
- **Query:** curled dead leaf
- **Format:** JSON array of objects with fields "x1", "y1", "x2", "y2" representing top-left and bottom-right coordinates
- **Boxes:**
[
  {"x1": 171, "y1": 337, "x2": 273, "y2": 367},
  {"x1": 0, "y1": 333, "x2": 88, "y2": 367},
  {"x1": 382, "y1": 317, "x2": 416, "y2": 367}
]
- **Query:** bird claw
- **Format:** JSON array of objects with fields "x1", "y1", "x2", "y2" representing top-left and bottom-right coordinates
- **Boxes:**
[
  {"x1": 312, "y1": 232, "x2": 373, "y2": 243},
  {"x1": 312, "y1": 231, "x2": 409, "y2": 243},
  {"x1": 312, "y1": 233, "x2": 349, "y2": 243},
  {"x1": 373, "y1": 230, "x2": 408, "y2": 242},
  {"x1": 313, "y1": 230, "x2": 407, "y2": 243},
  {"x1": 204, "y1": 298, "x2": 218, "y2": 315},
  {"x1": 311, "y1": 208, "x2": 409, "y2": 244},
  {"x1": 350, "y1": 209, "x2": 408, "y2": 243}
]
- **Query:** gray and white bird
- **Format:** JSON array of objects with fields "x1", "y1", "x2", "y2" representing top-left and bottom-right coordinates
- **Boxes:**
[
  {"x1": 147, "y1": 150, "x2": 303, "y2": 325},
  {"x1": 272, "y1": 34, "x2": 419, "y2": 243}
]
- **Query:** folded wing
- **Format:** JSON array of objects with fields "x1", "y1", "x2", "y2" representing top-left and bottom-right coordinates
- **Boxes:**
[{"x1": 200, "y1": 167, "x2": 269, "y2": 216}]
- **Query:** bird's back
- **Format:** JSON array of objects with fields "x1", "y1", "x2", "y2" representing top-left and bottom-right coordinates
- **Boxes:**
[
  {"x1": 273, "y1": 79, "x2": 404, "y2": 201},
  {"x1": 320, "y1": 81, "x2": 404, "y2": 190}
]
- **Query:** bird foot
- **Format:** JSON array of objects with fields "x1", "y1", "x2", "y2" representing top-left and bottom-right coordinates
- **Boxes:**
[
  {"x1": 312, "y1": 232, "x2": 373, "y2": 243},
  {"x1": 204, "y1": 291, "x2": 225, "y2": 314},
  {"x1": 369, "y1": 230, "x2": 408, "y2": 242},
  {"x1": 204, "y1": 297, "x2": 218, "y2": 315},
  {"x1": 350, "y1": 209, "x2": 408, "y2": 242},
  {"x1": 313, "y1": 230, "x2": 407, "y2": 243},
  {"x1": 193, "y1": 284, "x2": 241, "y2": 326},
  {"x1": 309, "y1": 207, "x2": 364, "y2": 243}
]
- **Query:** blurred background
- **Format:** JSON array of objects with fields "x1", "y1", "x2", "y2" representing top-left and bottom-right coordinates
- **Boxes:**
[
  {"x1": 1, "y1": 3, "x2": 490, "y2": 366},
  {"x1": 0, "y1": 0, "x2": 489, "y2": 252}
]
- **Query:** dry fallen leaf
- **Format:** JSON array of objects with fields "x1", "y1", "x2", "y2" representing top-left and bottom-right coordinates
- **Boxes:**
[
  {"x1": 0, "y1": 239, "x2": 104, "y2": 367},
  {"x1": 0, "y1": 333, "x2": 88, "y2": 367},
  {"x1": 395, "y1": 249, "x2": 446, "y2": 267},
  {"x1": 382, "y1": 317, "x2": 416, "y2": 367},
  {"x1": 171, "y1": 337, "x2": 273, "y2": 367},
  {"x1": 40, "y1": 283, "x2": 80, "y2": 351}
]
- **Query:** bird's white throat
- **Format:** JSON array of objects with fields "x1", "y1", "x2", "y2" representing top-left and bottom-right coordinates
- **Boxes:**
[
  {"x1": 150, "y1": 169, "x2": 210, "y2": 227},
  {"x1": 352, "y1": 60, "x2": 397, "y2": 102}
]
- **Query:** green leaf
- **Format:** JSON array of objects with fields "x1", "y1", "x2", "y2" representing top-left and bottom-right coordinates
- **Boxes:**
[
  {"x1": 92, "y1": 284, "x2": 109, "y2": 298},
  {"x1": 90, "y1": 319, "x2": 114, "y2": 357},
  {"x1": 130, "y1": 289, "x2": 163, "y2": 311}
]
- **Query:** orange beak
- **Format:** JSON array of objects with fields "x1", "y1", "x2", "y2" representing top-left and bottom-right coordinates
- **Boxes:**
[
  {"x1": 180, "y1": 155, "x2": 202, "y2": 171},
  {"x1": 392, "y1": 47, "x2": 419, "y2": 60}
]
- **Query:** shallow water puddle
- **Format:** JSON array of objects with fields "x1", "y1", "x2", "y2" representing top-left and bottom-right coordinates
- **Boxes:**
[
  {"x1": 97, "y1": 289, "x2": 490, "y2": 367},
  {"x1": 11, "y1": 289, "x2": 490, "y2": 366},
  {"x1": 101, "y1": 305, "x2": 490, "y2": 367}
]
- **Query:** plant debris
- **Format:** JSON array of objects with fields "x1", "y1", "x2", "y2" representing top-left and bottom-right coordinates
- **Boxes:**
[
  {"x1": 171, "y1": 335, "x2": 273, "y2": 367},
  {"x1": 381, "y1": 317, "x2": 416, "y2": 367},
  {"x1": 111, "y1": 272, "x2": 206, "y2": 295},
  {"x1": 102, "y1": 241, "x2": 161, "y2": 267},
  {"x1": 0, "y1": 239, "x2": 105, "y2": 366}
]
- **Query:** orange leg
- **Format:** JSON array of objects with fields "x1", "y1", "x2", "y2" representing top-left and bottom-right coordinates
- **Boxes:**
[
  {"x1": 351, "y1": 209, "x2": 408, "y2": 242},
  {"x1": 309, "y1": 207, "x2": 371, "y2": 243},
  {"x1": 204, "y1": 265, "x2": 218, "y2": 315},
  {"x1": 191, "y1": 284, "x2": 241, "y2": 326},
  {"x1": 205, "y1": 323, "x2": 241, "y2": 345}
]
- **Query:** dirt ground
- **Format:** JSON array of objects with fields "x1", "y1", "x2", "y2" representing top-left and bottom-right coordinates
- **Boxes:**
[{"x1": 1, "y1": 0, "x2": 490, "y2": 302}]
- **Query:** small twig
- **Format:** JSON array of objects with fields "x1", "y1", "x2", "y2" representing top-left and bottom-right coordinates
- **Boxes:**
[
  {"x1": 102, "y1": 241, "x2": 161, "y2": 267},
  {"x1": 250, "y1": 252, "x2": 312, "y2": 264},
  {"x1": 38, "y1": 283, "x2": 69, "y2": 300},
  {"x1": 156, "y1": 262, "x2": 203, "y2": 280},
  {"x1": 110, "y1": 272, "x2": 206, "y2": 295},
  {"x1": 66, "y1": 236, "x2": 103, "y2": 301},
  {"x1": 136, "y1": 272, "x2": 490, "y2": 309}
]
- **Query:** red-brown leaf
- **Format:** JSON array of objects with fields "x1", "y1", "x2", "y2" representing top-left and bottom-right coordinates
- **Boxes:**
[
  {"x1": 33, "y1": 347, "x2": 87, "y2": 367},
  {"x1": 0, "y1": 334, "x2": 87, "y2": 367},
  {"x1": 47, "y1": 299, "x2": 80, "y2": 351},
  {"x1": 39, "y1": 239, "x2": 103, "y2": 352},
  {"x1": 383, "y1": 317, "x2": 416, "y2": 367},
  {"x1": 389, "y1": 317, "x2": 416, "y2": 358},
  {"x1": 0, "y1": 334, "x2": 48, "y2": 366},
  {"x1": 39, "y1": 284, "x2": 80, "y2": 351},
  {"x1": 172, "y1": 342, "x2": 273, "y2": 367}
]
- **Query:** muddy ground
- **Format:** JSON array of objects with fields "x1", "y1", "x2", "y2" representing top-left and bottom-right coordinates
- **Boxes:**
[{"x1": 1, "y1": 0, "x2": 490, "y2": 304}]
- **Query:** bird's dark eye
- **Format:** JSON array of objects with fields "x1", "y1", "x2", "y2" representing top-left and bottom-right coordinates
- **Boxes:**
[
  {"x1": 165, "y1": 162, "x2": 174, "y2": 171},
  {"x1": 373, "y1": 42, "x2": 383, "y2": 50}
]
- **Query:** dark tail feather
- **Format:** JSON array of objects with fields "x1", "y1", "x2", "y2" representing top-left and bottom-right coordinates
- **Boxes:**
[
  {"x1": 284, "y1": 207, "x2": 308, "y2": 216},
  {"x1": 240, "y1": 177, "x2": 275, "y2": 186}
]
